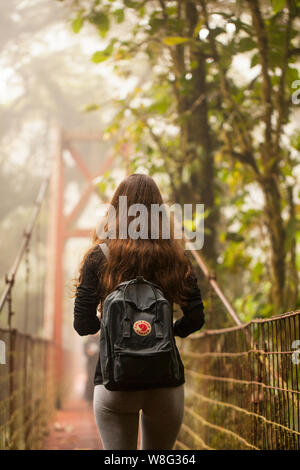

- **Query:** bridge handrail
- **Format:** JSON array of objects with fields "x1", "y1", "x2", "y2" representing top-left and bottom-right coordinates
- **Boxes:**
[
  {"x1": 185, "y1": 240, "x2": 243, "y2": 326},
  {"x1": 188, "y1": 309, "x2": 300, "y2": 339}
]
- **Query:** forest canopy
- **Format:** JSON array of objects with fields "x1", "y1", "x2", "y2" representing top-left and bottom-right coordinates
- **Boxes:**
[{"x1": 59, "y1": 0, "x2": 300, "y2": 319}]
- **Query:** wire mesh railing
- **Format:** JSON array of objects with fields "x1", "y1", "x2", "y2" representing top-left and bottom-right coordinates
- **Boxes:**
[
  {"x1": 0, "y1": 329, "x2": 56, "y2": 450},
  {"x1": 175, "y1": 310, "x2": 300, "y2": 450}
]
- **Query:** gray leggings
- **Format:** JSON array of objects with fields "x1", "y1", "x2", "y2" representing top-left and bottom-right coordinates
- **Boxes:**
[{"x1": 93, "y1": 384, "x2": 185, "y2": 450}]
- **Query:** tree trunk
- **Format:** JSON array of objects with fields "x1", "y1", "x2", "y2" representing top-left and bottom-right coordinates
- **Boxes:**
[
  {"x1": 259, "y1": 173, "x2": 286, "y2": 313},
  {"x1": 170, "y1": 1, "x2": 218, "y2": 266}
]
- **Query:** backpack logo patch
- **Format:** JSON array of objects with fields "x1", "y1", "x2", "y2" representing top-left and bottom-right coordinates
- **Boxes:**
[{"x1": 133, "y1": 320, "x2": 151, "y2": 336}]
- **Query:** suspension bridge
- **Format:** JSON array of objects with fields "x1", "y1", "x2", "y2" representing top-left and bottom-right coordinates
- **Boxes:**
[{"x1": 0, "y1": 126, "x2": 299, "y2": 450}]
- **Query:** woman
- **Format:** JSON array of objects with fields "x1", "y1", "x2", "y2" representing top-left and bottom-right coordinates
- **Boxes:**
[{"x1": 73, "y1": 173, "x2": 205, "y2": 450}]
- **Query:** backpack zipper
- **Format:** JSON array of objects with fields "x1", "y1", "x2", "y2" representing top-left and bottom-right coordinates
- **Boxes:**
[{"x1": 114, "y1": 349, "x2": 173, "y2": 357}]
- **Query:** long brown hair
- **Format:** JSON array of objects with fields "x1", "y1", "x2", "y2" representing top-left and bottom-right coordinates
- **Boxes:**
[{"x1": 76, "y1": 173, "x2": 194, "y2": 307}]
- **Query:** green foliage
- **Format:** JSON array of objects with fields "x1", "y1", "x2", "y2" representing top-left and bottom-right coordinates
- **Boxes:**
[
  {"x1": 237, "y1": 37, "x2": 257, "y2": 53},
  {"x1": 291, "y1": 132, "x2": 300, "y2": 151},
  {"x1": 124, "y1": 0, "x2": 140, "y2": 9},
  {"x1": 113, "y1": 9, "x2": 125, "y2": 23},
  {"x1": 91, "y1": 39, "x2": 116, "y2": 63},
  {"x1": 88, "y1": 11, "x2": 110, "y2": 37},
  {"x1": 162, "y1": 36, "x2": 190, "y2": 46},
  {"x1": 272, "y1": 0, "x2": 286, "y2": 14},
  {"x1": 72, "y1": 14, "x2": 83, "y2": 34},
  {"x1": 66, "y1": 0, "x2": 300, "y2": 320},
  {"x1": 83, "y1": 103, "x2": 100, "y2": 112}
]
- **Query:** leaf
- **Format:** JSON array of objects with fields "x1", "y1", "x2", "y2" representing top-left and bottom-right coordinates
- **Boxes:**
[
  {"x1": 225, "y1": 232, "x2": 244, "y2": 242},
  {"x1": 193, "y1": 19, "x2": 203, "y2": 38},
  {"x1": 83, "y1": 104, "x2": 100, "y2": 112},
  {"x1": 97, "y1": 181, "x2": 107, "y2": 194},
  {"x1": 149, "y1": 17, "x2": 164, "y2": 34},
  {"x1": 286, "y1": 66, "x2": 299, "y2": 88},
  {"x1": 72, "y1": 16, "x2": 83, "y2": 34},
  {"x1": 98, "y1": 16, "x2": 110, "y2": 38},
  {"x1": 149, "y1": 98, "x2": 170, "y2": 114},
  {"x1": 113, "y1": 9, "x2": 125, "y2": 23},
  {"x1": 252, "y1": 262, "x2": 264, "y2": 281},
  {"x1": 281, "y1": 164, "x2": 292, "y2": 177},
  {"x1": 88, "y1": 12, "x2": 110, "y2": 38},
  {"x1": 190, "y1": 60, "x2": 199, "y2": 70},
  {"x1": 162, "y1": 36, "x2": 190, "y2": 46},
  {"x1": 272, "y1": 0, "x2": 285, "y2": 14},
  {"x1": 91, "y1": 50, "x2": 110, "y2": 63},
  {"x1": 91, "y1": 40, "x2": 116, "y2": 63},
  {"x1": 250, "y1": 53, "x2": 259, "y2": 68},
  {"x1": 238, "y1": 37, "x2": 257, "y2": 53},
  {"x1": 233, "y1": 19, "x2": 252, "y2": 35},
  {"x1": 124, "y1": 0, "x2": 140, "y2": 8}
]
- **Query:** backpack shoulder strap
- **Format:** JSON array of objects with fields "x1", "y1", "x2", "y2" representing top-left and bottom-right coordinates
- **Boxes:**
[{"x1": 98, "y1": 242, "x2": 109, "y2": 260}]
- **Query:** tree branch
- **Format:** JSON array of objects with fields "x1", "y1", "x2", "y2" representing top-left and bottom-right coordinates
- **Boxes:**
[
  {"x1": 274, "y1": 0, "x2": 293, "y2": 154},
  {"x1": 246, "y1": 0, "x2": 273, "y2": 153}
]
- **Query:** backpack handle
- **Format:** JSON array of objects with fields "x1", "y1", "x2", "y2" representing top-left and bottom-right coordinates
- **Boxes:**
[
  {"x1": 122, "y1": 277, "x2": 158, "y2": 320},
  {"x1": 122, "y1": 278, "x2": 163, "y2": 339},
  {"x1": 99, "y1": 243, "x2": 163, "y2": 338}
]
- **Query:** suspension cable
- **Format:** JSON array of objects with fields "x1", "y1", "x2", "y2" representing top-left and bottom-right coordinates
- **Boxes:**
[{"x1": 0, "y1": 176, "x2": 50, "y2": 314}]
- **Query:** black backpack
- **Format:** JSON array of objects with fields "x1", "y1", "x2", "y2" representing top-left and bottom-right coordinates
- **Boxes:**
[{"x1": 98, "y1": 243, "x2": 181, "y2": 391}]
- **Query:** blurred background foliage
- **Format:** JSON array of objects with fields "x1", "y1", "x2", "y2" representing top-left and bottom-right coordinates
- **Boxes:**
[
  {"x1": 64, "y1": 0, "x2": 300, "y2": 322},
  {"x1": 1, "y1": 0, "x2": 300, "y2": 332}
]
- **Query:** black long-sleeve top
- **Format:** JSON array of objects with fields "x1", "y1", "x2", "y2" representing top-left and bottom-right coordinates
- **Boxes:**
[{"x1": 73, "y1": 244, "x2": 205, "y2": 386}]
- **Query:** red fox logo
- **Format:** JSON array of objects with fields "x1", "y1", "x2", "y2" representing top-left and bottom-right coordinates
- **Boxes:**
[{"x1": 133, "y1": 320, "x2": 151, "y2": 336}]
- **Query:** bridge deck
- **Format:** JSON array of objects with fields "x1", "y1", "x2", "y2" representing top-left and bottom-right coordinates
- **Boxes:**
[{"x1": 43, "y1": 399, "x2": 102, "y2": 450}]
